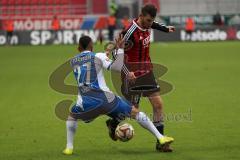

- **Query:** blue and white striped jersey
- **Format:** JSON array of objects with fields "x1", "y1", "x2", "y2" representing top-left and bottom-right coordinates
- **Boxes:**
[
  {"x1": 71, "y1": 51, "x2": 110, "y2": 92},
  {"x1": 70, "y1": 49, "x2": 124, "y2": 92}
]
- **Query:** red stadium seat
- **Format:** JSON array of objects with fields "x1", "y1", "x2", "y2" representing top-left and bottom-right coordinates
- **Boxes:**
[
  {"x1": 38, "y1": 0, "x2": 47, "y2": 5},
  {"x1": 1, "y1": 6, "x2": 7, "y2": 14},
  {"x1": 0, "y1": 0, "x2": 91, "y2": 19},
  {"x1": 62, "y1": 8, "x2": 68, "y2": 15},
  {"x1": 61, "y1": 0, "x2": 69, "y2": 5},
  {"x1": 22, "y1": 0, "x2": 31, "y2": 5},
  {"x1": 92, "y1": 0, "x2": 107, "y2": 14},
  {"x1": 71, "y1": 0, "x2": 86, "y2": 4},
  {"x1": 47, "y1": 0, "x2": 55, "y2": 5},
  {"x1": 22, "y1": 7, "x2": 29, "y2": 15},
  {"x1": 15, "y1": 5, "x2": 23, "y2": 15},
  {"x1": 15, "y1": 0, "x2": 22, "y2": 5},
  {"x1": 31, "y1": 0, "x2": 38, "y2": 5},
  {"x1": 8, "y1": 0, "x2": 15, "y2": 5},
  {"x1": 1, "y1": 0, "x2": 8, "y2": 5},
  {"x1": 46, "y1": 5, "x2": 54, "y2": 15},
  {"x1": 55, "y1": 0, "x2": 61, "y2": 5},
  {"x1": 30, "y1": 5, "x2": 39, "y2": 15}
]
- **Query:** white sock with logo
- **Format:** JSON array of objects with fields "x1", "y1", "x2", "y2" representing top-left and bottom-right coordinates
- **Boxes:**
[
  {"x1": 135, "y1": 112, "x2": 164, "y2": 139},
  {"x1": 66, "y1": 120, "x2": 78, "y2": 149}
]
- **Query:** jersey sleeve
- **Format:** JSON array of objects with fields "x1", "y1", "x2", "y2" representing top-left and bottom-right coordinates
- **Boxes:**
[
  {"x1": 95, "y1": 49, "x2": 124, "y2": 72},
  {"x1": 95, "y1": 53, "x2": 112, "y2": 70},
  {"x1": 151, "y1": 21, "x2": 169, "y2": 32},
  {"x1": 109, "y1": 49, "x2": 124, "y2": 71}
]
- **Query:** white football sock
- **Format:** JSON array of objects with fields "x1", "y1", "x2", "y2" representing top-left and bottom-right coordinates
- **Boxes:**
[
  {"x1": 135, "y1": 112, "x2": 164, "y2": 139},
  {"x1": 66, "y1": 120, "x2": 78, "y2": 149}
]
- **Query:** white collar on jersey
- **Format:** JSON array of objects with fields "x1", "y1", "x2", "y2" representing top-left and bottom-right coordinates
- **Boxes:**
[
  {"x1": 133, "y1": 19, "x2": 147, "y2": 31},
  {"x1": 80, "y1": 50, "x2": 91, "y2": 54}
]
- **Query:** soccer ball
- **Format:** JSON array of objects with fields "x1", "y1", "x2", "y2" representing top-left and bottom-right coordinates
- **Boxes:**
[{"x1": 115, "y1": 123, "x2": 134, "y2": 142}]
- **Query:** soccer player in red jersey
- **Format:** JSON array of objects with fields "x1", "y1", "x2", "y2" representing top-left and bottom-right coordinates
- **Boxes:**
[{"x1": 106, "y1": 4, "x2": 175, "y2": 152}]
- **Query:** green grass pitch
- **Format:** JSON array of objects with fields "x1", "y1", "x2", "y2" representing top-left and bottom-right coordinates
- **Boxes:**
[{"x1": 0, "y1": 42, "x2": 240, "y2": 160}]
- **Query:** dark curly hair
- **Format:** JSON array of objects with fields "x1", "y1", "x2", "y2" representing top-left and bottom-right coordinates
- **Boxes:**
[{"x1": 141, "y1": 4, "x2": 157, "y2": 18}]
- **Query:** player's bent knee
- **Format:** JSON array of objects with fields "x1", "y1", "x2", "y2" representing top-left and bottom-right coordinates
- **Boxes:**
[
  {"x1": 130, "y1": 106, "x2": 139, "y2": 118},
  {"x1": 67, "y1": 115, "x2": 77, "y2": 121}
]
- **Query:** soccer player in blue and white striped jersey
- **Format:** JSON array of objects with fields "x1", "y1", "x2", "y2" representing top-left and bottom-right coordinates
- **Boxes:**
[{"x1": 62, "y1": 35, "x2": 174, "y2": 155}]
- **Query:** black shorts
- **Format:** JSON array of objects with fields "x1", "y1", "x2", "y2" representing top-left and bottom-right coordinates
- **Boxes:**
[
  {"x1": 7, "y1": 31, "x2": 13, "y2": 37},
  {"x1": 121, "y1": 71, "x2": 160, "y2": 105}
]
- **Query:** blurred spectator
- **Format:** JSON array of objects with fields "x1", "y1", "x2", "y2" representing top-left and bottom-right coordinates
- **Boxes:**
[
  {"x1": 229, "y1": 14, "x2": 240, "y2": 27},
  {"x1": 97, "y1": 29, "x2": 104, "y2": 44},
  {"x1": 51, "y1": 16, "x2": 60, "y2": 42},
  {"x1": 108, "y1": 14, "x2": 116, "y2": 41},
  {"x1": 5, "y1": 18, "x2": 14, "y2": 45},
  {"x1": 121, "y1": 15, "x2": 130, "y2": 30},
  {"x1": 213, "y1": 12, "x2": 223, "y2": 26},
  {"x1": 185, "y1": 17, "x2": 195, "y2": 36},
  {"x1": 109, "y1": 0, "x2": 118, "y2": 17}
]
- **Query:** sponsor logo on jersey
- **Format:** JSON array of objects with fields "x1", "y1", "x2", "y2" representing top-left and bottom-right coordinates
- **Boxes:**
[{"x1": 143, "y1": 35, "x2": 150, "y2": 46}]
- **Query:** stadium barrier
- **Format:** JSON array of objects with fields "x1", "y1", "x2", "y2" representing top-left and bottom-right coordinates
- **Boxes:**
[
  {"x1": 0, "y1": 27, "x2": 240, "y2": 45},
  {"x1": 161, "y1": 14, "x2": 240, "y2": 26},
  {"x1": 154, "y1": 26, "x2": 240, "y2": 42}
]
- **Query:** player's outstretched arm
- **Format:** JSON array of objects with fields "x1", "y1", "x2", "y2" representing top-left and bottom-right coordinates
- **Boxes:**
[
  {"x1": 151, "y1": 21, "x2": 175, "y2": 33},
  {"x1": 97, "y1": 35, "x2": 125, "y2": 72},
  {"x1": 109, "y1": 34, "x2": 126, "y2": 71}
]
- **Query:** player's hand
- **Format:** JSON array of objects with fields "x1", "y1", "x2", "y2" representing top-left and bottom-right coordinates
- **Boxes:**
[
  {"x1": 167, "y1": 26, "x2": 175, "y2": 32},
  {"x1": 127, "y1": 72, "x2": 136, "y2": 84},
  {"x1": 115, "y1": 34, "x2": 125, "y2": 49},
  {"x1": 104, "y1": 42, "x2": 116, "y2": 57}
]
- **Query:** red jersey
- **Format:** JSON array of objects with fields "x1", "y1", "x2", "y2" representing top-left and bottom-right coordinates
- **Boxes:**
[
  {"x1": 5, "y1": 20, "x2": 14, "y2": 32},
  {"x1": 52, "y1": 19, "x2": 60, "y2": 30},
  {"x1": 122, "y1": 19, "x2": 152, "y2": 77}
]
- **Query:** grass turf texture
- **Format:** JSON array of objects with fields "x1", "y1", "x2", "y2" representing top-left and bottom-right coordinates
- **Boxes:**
[{"x1": 0, "y1": 42, "x2": 240, "y2": 160}]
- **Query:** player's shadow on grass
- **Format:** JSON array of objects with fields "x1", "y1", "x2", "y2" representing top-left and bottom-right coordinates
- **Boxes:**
[
  {"x1": 111, "y1": 63, "x2": 173, "y2": 97},
  {"x1": 49, "y1": 60, "x2": 173, "y2": 121}
]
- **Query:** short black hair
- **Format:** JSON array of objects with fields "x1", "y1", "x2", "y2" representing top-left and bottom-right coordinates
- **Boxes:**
[
  {"x1": 141, "y1": 4, "x2": 157, "y2": 18},
  {"x1": 79, "y1": 35, "x2": 92, "y2": 50}
]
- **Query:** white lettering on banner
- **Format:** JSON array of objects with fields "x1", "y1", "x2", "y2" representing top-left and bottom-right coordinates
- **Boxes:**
[
  {"x1": 28, "y1": 29, "x2": 151, "y2": 45},
  {"x1": 31, "y1": 31, "x2": 40, "y2": 45},
  {"x1": 73, "y1": 30, "x2": 83, "y2": 43},
  {"x1": 15, "y1": 21, "x2": 25, "y2": 30},
  {"x1": 62, "y1": 19, "x2": 80, "y2": 30},
  {"x1": 34, "y1": 20, "x2": 50, "y2": 30},
  {"x1": 236, "y1": 31, "x2": 240, "y2": 40},
  {"x1": 53, "y1": 32, "x2": 62, "y2": 45},
  {"x1": 42, "y1": 20, "x2": 50, "y2": 30},
  {"x1": 24, "y1": 19, "x2": 34, "y2": 30},
  {"x1": 11, "y1": 36, "x2": 18, "y2": 44},
  {"x1": 15, "y1": 20, "x2": 51, "y2": 30},
  {"x1": 14, "y1": 19, "x2": 81, "y2": 30},
  {"x1": 63, "y1": 30, "x2": 102, "y2": 43},
  {"x1": 102, "y1": 30, "x2": 108, "y2": 41},
  {"x1": 63, "y1": 20, "x2": 73, "y2": 29},
  {"x1": 34, "y1": 20, "x2": 42, "y2": 30},
  {"x1": 0, "y1": 35, "x2": 6, "y2": 45},
  {"x1": 41, "y1": 31, "x2": 51, "y2": 44},
  {"x1": 73, "y1": 20, "x2": 80, "y2": 29},
  {"x1": 181, "y1": 30, "x2": 227, "y2": 41},
  {"x1": 31, "y1": 31, "x2": 51, "y2": 45},
  {"x1": 170, "y1": 16, "x2": 213, "y2": 25},
  {"x1": 86, "y1": 30, "x2": 98, "y2": 42},
  {"x1": 0, "y1": 35, "x2": 18, "y2": 45},
  {"x1": 30, "y1": 30, "x2": 102, "y2": 45},
  {"x1": 219, "y1": 31, "x2": 227, "y2": 40},
  {"x1": 63, "y1": 31, "x2": 74, "y2": 44}
]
